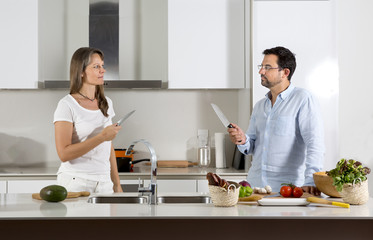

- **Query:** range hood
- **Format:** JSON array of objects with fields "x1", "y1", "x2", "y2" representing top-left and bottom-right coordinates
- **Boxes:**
[{"x1": 43, "y1": 0, "x2": 163, "y2": 89}]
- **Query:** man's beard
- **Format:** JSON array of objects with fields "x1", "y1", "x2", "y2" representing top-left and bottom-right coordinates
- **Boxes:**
[{"x1": 261, "y1": 75, "x2": 281, "y2": 88}]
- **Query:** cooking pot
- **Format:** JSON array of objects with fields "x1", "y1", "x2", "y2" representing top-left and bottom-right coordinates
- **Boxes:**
[{"x1": 116, "y1": 157, "x2": 150, "y2": 172}]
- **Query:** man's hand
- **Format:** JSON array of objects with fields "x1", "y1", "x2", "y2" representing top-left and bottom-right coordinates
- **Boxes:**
[
  {"x1": 301, "y1": 186, "x2": 321, "y2": 196},
  {"x1": 227, "y1": 123, "x2": 246, "y2": 145}
]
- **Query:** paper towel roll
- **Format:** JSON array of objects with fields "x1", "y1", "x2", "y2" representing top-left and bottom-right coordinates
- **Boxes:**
[{"x1": 215, "y1": 133, "x2": 226, "y2": 168}]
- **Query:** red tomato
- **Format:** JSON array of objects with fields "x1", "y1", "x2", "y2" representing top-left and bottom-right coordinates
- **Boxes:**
[
  {"x1": 280, "y1": 186, "x2": 293, "y2": 197},
  {"x1": 292, "y1": 187, "x2": 303, "y2": 198}
]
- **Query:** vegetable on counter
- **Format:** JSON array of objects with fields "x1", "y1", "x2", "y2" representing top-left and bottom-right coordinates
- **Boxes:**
[
  {"x1": 239, "y1": 180, "x2": 251, "y2": 188},
  {"x1": 280, "y1": 183, "x2": 303, "y2": 198},
  {"x1": 40, "y1": 185, "x2": 68, "y2": 202},
  {"x1": 206, "y1": 172, "x2": 237, "y2": 190},
  {"x1": 327, "y1": 158, "x2": 371, "y2": 192},
  {"x1": 253, "y1": 185, "x2": 272, "y2": 194}
]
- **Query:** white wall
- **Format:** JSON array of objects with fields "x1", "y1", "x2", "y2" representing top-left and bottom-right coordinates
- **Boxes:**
[
  {"x1": 337, "y1": 0, "x2": 373, "y2": 195},
  {"x1": 0, "y1": 89, "x2": 240, "y2": 167}
]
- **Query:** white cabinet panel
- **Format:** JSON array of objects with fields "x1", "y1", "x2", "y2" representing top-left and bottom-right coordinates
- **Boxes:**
[
  {"x1": 197, "y1": 180, "x2": 209, "y2": 193},
  {"x1": 0, "y1": 0, "x2": 38, "y2": 88},
  {"x1": 7, "y1": 180, "x2": 57, "y2": 193},
  {"x1": 168, "y1": 0, "x2": 245, "y2": 88},
  {"x1": 0, "y1": 181, "x2": 6, "y2": 193},
  {"x1": 145, "y1": 180, "x2": 197, "y2": 193}
]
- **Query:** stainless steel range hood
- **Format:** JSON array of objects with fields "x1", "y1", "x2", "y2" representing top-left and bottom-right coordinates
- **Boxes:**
[{"x1": 42, "y1": 0, "x2": 163, "y2": 89}]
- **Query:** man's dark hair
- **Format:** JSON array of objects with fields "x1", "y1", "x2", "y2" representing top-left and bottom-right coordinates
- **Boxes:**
[{"x1": 263, "y1": 46, "x2": 296, "y2": 81}]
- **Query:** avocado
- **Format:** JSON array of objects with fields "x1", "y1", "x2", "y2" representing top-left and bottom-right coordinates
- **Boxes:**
[{"x1": 40, "y1": 185, "x2": 68, "y2": 202}]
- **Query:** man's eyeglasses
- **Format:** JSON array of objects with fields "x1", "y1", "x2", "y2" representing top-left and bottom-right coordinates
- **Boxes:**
[{"x1": 257, "y1": 65, "x2": 282, "y2": 71}]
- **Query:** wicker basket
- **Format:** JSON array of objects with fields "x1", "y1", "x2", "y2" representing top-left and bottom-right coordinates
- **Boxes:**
[
  {"x1": 209, "y1": 181, "x2": 240, "y2": 207},
  {"x1": 341, "y1": 179, "x2": 369, "y2": 205}
]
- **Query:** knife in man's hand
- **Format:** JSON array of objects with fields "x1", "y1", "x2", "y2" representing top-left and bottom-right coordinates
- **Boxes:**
[
  {"x1": 211, "y1": 103, "x2": 233, "y2": 128},
  {"x1": 211, "y1": 103, "x2": 242, "y2": 143}
]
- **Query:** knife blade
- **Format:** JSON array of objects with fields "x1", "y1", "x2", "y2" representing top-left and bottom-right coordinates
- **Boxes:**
[
  {"x1": 116, "y1": 110, "x2": 136, "y2": 126},
  {"x1": 211, "y1": 103, "x2": 233, "y2": 128},
  {"x1": 263, "y1": 193, "x2": 281, "y2": 198}
]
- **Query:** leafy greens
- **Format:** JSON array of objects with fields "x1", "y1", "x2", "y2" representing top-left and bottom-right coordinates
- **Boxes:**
[{"x1": 327, "y1": 159, "x2": 371, "y2": 192}]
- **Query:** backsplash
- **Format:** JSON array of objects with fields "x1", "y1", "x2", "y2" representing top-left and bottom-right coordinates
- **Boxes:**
[{"x1": 0, "y1": 89, "x2": 250, "y2": 168}]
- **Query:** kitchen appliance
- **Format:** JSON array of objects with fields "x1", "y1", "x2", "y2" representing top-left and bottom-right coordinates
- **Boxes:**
[
  {"x1": 115, "y1": 148, "x2": 150, "y2": 172},
  {"x1": 116, "y1": 157, "x2": 150, "y2": 172}
]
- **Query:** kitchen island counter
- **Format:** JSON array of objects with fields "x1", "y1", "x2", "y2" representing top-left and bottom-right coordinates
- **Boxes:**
[{"x1": 0, "y1": 193, "x2": 372, "y2": 239}]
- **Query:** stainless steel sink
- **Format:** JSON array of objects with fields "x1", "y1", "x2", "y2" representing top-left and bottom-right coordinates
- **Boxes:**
[
  {"x1": 157, "y1": 196, "x2": 211, "y2": 204},
  {"x1": 87, "y1": 195, "x2": 211, "y2": 204},
  {"x1": 87, "y1": 196, "x2": 148, "y2": 204}
]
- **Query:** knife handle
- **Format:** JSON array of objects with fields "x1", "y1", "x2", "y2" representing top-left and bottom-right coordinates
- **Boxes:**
[{"x1": 228, "y1": 124, "x2": 242, "y2": 142}]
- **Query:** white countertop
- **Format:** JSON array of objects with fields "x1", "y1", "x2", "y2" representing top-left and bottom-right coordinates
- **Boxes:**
[{"x1": 1, "y1": 193, "x2": 372, "y2": 220}]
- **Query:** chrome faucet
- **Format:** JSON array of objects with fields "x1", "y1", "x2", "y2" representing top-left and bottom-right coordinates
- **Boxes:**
[{"x1": 125, "y1": 139, "x2": 157, "y2": 205}]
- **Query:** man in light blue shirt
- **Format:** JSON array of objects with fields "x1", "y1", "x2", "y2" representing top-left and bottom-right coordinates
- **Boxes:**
[{"x1": 228, "y1": 46, "x2": 324, "y2": 195}]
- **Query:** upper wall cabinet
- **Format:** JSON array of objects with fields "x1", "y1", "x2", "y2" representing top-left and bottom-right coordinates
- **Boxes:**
[
  {"x1": 0, "y1": 0, "x2": 245, "y2": 89},
  {"x1": 168, "y1": 0, "x2": 245, "y2": 89},
  {"x1": 0, "y1": 0, "x2": 38, "y2": 89}
]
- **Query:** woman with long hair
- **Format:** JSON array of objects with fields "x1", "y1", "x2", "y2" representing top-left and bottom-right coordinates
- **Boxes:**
[{"x1": 53, "y1": 47, "x2": 122, "y2": 193}]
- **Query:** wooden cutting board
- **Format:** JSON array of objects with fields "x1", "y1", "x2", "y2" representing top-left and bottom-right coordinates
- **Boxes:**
[
  {"x1": 32, "y1": 191, "x2": 90, "y2": 200},
  {"x1": 238, "y1": 192, "x2": 315, "y2": 203},
  {"x1": 145, "y1": 160, "x2": 198, "y2": 168}
]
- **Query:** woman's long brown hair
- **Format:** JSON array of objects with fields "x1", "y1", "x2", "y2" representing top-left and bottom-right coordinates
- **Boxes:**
[{"x1": 69, "y1": 47, "x2": 109, "y2": 117}]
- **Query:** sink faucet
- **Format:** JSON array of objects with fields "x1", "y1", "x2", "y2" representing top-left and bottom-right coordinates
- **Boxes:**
[{"x1": 125, "y1": 139, "x2": 157, "y2": 205}]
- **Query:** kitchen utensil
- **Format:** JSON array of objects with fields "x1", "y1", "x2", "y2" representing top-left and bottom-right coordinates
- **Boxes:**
[
  {"x1": 307, "y1": 197, "x2": 350, "y2": 208},
  {"x1": 313, "y1": 171, "x2": 341, "y2": 197},
  {"x1": 116, "y1": 157, "x2": 150, "y2": 172},
  {"x1": 211, "y1": 103, "x2": 242, "y2": 144},
  {"x1": 116, "y1": 110, "x2": 136, "y2": 126},
  {"x1": 145, "y1": 160, "x2": 198, "y2": 168},
  {"x1": 238, "y1": 194, "x2": 263, "y2": 202},
  {"x1": 32, "y1": 191, "x2": 90, "y2": 200},
  {"x1": 211, "y1": 103, "x2": 233, "y2": 128},
  {"x1": 263, "y1": 193, "x2": 281, "y2": 198}
]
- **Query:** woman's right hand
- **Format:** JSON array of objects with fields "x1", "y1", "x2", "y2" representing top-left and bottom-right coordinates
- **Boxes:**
[{"x1": 100, "y1": 124, "x2": 122, "y2": 141}]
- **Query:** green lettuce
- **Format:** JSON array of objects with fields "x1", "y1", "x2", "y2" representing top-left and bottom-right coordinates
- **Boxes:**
[{"x1": 327, "y1": 159, "x2": 371, "y2": 192}]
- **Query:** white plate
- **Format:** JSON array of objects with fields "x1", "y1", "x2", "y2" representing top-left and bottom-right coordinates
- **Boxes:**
[{"x1": 258, "y1": 198, "x2": 310, "y2": 206}]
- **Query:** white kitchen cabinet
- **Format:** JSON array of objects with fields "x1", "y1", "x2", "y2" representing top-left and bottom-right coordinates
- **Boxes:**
[
  {"x1": 0, "y1": 0, "x2": 38, "y2": 89},
  {"x1": 145, "y1": 179, "x2": 197, "y2": 193},
  {"x1": 0, "y1": 181, "x2": 7, "y2": 193},
  {"x1": 168, "y1": 0, "x2": 245, "y2": 89},
  {"x1": 7, "y1": 180, "x2": 57, "y2": 193}
]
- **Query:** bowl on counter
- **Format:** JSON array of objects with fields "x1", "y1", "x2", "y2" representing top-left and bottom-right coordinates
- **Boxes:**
[{"x1": 313, "y1": 171, "x2": 341, "y2": 197}]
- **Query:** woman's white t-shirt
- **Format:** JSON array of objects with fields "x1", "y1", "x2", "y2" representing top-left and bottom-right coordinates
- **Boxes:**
[{"x1": 53, "y1": 94, "x2": 115, "y2": 181}]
